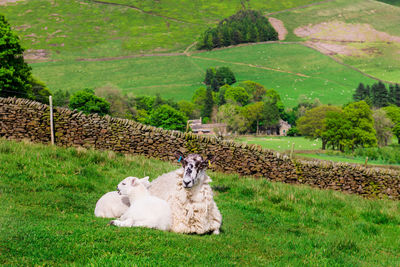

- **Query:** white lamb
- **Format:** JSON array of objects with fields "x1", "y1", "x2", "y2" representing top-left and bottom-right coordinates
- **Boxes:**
[
  {"x1": 94, "y1": 176, "x2": 150, "y2": 218},
  {"x1": 110, "y1": 177, "x2": 172, "y2": 231},
  {"x1": 149, "y1": 152, "x2": 222, "y2": 235}
]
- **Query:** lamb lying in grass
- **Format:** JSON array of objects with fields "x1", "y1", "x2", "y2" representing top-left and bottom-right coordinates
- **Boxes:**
[
  {"x1": 94, "y1": 176, "x2": 150, "y2": 218},
  {"x1": 149, "y1": 152, "x2": 222, "y2": 234},
  {"x1": 110, "y1": 177, "x2": 172, "y2": 231}
]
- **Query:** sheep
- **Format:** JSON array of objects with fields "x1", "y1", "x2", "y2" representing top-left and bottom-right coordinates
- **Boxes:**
[
  {"x1": 149, "y1": 152, "x2": 222, "y2": 235},
  {"x1": 94, "y1": 176, "x2": 150, "y2": 218},
  {"x1": 110, "y1": 177, "x2": 172, "y2": 231}
]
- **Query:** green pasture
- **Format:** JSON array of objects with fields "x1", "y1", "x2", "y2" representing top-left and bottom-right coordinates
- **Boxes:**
[
  {"x1": 235, "y1": 136, "x2": 321, "y2": 152},
  {"x1": 31, "y1": 43, "x2": 376, "y2": 106},
  {"x1": 1, "y1": 0, "x2": 319, "y2": 59},
  {"x1": 274, "y1": 0, "x2": 400, "y2": 83},
  {"x1": 1, "y1": 139, "x2": 400, "y2": 265}
]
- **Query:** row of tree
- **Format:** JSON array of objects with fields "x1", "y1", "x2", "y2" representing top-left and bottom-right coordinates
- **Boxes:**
[
  {"x1": 353, "y1": 81, "x2": 400, "y2": 108},
  {"x1": 297, "y1": 101, "x2": 400, "y2": 151},
  {"x1": 197, "y1": 9, "x2": 278, "y2": 50}
]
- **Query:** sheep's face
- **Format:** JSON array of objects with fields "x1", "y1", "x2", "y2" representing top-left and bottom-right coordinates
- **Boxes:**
[
  {"x1": 180, "y1": 154, "x2": 209, "y2": 189},
  {"x1": 116, "y1": 176, "x2": 150, "y2": 196}
]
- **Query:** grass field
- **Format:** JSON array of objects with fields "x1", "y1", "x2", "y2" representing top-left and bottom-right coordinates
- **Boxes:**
[
  {"x1": 0, "y1": 0, "x2": 319, "y2": 60},
  {"x1": 1, "y1": 139, "x2": 400, "y2": 265},
  {"x1": 31, "y1": 43, "x2": 376, "y2": 106},
  {"x1": 235, "y1": 136, "x2": 322, "y2": 152},
  {"x1": 235, "y1": 136, "x2": 400, "y2": 166},
  {"x1": 274, "y1": 0, "x2": 400, "y2": 83}
]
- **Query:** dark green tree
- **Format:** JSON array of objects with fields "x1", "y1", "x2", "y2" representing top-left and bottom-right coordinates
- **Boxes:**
[
  {"x1": 353, "y1": 82, "x2": 369, "y2": 102},
  {"x1": 146, "y1": 104, "x2": 188, "y2": 131},
  {"x1": 29, "y1": 77, "x2": 51, "y2": 104},
  {"x1": 69, "y1": 88, "x2": 110, "y2": 116},
  {"x1": 0, "y1": 14, "x2": 33, "y2": 98},
  {"x1": 202, "y1": 87, "x2": 214, "y2": 119},
  {"x1": 371, "y1": 81, "x2": 389, "y2": 108},
  {"x1": 393, "y1": 84, "x2": 400, "y2": 107},
  {"x1": 204, "y1": 67, "x2": 216, "y2": 86},
  {"x1": 53, "y1": 89, "x2": 70, "y2": 107}
]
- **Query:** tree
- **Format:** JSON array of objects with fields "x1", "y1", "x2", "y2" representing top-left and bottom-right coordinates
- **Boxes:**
[
  {"x1": 342, "y1": 101, "x2": 377, "y2": 149},
  {"x1": 29, "y1": 76, "x2": 51, "y2": 104},
  {"x1": 322, "y1": 111, "x2": 353, "y2": 151},
  {"x1": 178, "y1": 100, "x2": 199, "y2": 120},
  {"x1": 241, "y1": 101, "x2": 264, "y2": 134},
  {"x1": 69, "y1": 88, "x2": 110, "y2": 116},
  {"x1": 353, "y1": 82, "x2": 369, "y2": 102},
  {"x1": 393, "y1": 84, "x2": 400, "y2": 107},
  {"x1": 204, "y1": 68, "x2": 216, "y2": 86},
  {"x1": 297, "y1": 105, "x2": 342, "y2": 149},
  {"x1": 393, "y1": 123, "x2": 400, "y2": 144},
  {"x1": 96, "y1": 85, "x2": 136, "y2": 119},
  {"x1": 373, "y1": 109, "x2": 393, "y2": 147},
  {"x1": 201, "y1": 87, "x2": 214, "y2": 119},
  {"x1": 53, "y1": 89, "x2": 70, "y2": 107},
  {"x1": 224, "y1": 86, "x2": 249, "y2": 106},
  {"x1": 0, "y1": 14, "x2": 33, "y2": 98},
  {"x1": 371, "y1": 81, "x2": 389, "y2": 108},
  {"x1": 146, "y1": 104, "x2": 188, "y2": 131},
  {"x1": 192, "y1": 87, "x2": 207, "y2": 108},
  {"x1": 239, "y1": 80, "x2": 266, "y2": 102}
]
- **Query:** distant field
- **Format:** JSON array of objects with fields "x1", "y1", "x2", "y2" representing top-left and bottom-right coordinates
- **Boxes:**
[
  {"x1": 0, "y1": 0, "x2": 319, "y2": 60},
  {"x1": 235, "y1": 136, "x2": 321, "y2": 152},
  {"x1": 1, "y1": 140, "x2": 400, "y2": 265},
  {"x1": 274, "y1": 0, "x2": 400, "y2": 83},
  {"x1": 31, "y1": 43, "x2": 376, "y2": 106}
]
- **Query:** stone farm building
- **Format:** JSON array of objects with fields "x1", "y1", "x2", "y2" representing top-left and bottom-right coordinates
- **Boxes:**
[{"x1": 189, "y1": 119, "x2": 291, "y2": 136}]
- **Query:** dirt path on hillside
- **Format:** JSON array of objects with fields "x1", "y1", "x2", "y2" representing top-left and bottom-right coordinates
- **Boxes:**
[
  {"x1": 268, "y1": 18, "x2": 287, "y2": 40},
  {"x1": 190, "y1": 55, "x2": 310, "y2": 78},
  {"x1": 87, "y1": 0, "x2": 202, "y2": 25}
]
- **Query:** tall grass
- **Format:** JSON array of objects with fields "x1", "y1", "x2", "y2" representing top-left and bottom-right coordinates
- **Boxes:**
[{"x1": 1, "y1": 139, "x2": 400, "y2": 265}]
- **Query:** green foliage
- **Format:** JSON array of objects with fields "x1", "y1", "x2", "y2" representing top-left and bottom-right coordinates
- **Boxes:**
[
  {"x1": 204, "y1": 66, "x2": 236, "y2": 92},
  {"x1": 192, "y1": 87, "x2": 207, "y2": 107},
  {"x1": 393, "y1": 124, "x2": 400, "y2": 144},
  {"x1": 53, "y1": 89, "x2": 70, "y2": 107},
  {"x1": 239, "y1": 80, "x2": 266, "y2": 102},
  {"x1": 146, "y1": 104, "x2": 188, "y2": 131},
  {"x1": 197, "y1": 10, "x2": 278, "y2": 50},
  {"x1": 95, "y1": 85, "x2": 136, "y2": 119},
  {"x1": 353, "y1": 83, "x2": 369, "y2": 102},
  {"x1": 225, "y1": 86, "x2": 249, "y2": 106},
  {"x1": 351, "y1": 144, "x2": 400, "y2": 164},
  {"x1": 202, "y1": 87, "x2": 214, "y2": 119},
  {"x1": 135, "y1": 96, "x2": 155, "y2": 111},
  {"x1": 29, "y1": 76, "x2": 51, "y2": 104},
  {"x1": 178, "y1": 100, "x2": 198, "y2": 120},
  {"x1": 373, "y1": 109, "x2": 393, "y2": 147},
  {"x1": 323, "y1": 101, "x2": 377, "y2": 151},
  {"x1": 0, "y1": 14, "x2": 32, "y2": 99},
  {"x1": 287, "y1": 127, "x2": 300, "y2": 137},
  {"x1": 297, "y1": 105, "x2": 342, "y2": 147},
  {"x1": 69, "y1": 88, "x2": 110, "y2": 116},
  {"x1": 371, "y1": 81, "x2": 389, "y2": 108}
]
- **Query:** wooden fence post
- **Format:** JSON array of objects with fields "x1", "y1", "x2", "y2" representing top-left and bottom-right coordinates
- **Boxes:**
[{"x1": 49, "y1": 95, "x2": 54, "y2": 145}]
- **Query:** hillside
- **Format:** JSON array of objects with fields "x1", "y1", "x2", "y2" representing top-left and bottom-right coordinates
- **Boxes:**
[
  {"x1": 1, "y1": 139, "x2": 400, "y2": 265},
  {"x1": 31, "y1": 43, "x2": 376, "y2": 106},
  {"x1": 274, "y1": 0, "x2": 400, "y2": 83},
  {"x1": 1, "y1": 0, "x2": 400, "y2": 106}
]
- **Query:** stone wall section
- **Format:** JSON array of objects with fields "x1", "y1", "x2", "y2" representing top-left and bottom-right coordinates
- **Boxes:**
[{"x1": 0, "y1": 97, "x2": 399, "y2": 199}]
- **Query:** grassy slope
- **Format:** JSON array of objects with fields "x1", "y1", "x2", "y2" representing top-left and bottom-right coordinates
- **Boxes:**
[
  {"x1": 274, "y1": 0, "x2": 400, "y2": 83},
  {"x1": 31, "y1": 44, "x2": 376, "y2": 106},
  {"x1": 1, "y1": 140, "x2": 400, "y2": 265},
  {"x1": 0, "y1": 0, "x2": 319, "y2": 59}
]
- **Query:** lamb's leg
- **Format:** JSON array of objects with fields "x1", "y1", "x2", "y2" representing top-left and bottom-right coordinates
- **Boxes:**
[{"x1": 109, "y1": 218, "x2": 134, "y2": 227}]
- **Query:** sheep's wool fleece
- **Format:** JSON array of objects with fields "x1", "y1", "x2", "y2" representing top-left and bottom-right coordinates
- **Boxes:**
[{"x1": 149, "y1": 168, "x2": 222, "y2": 234}]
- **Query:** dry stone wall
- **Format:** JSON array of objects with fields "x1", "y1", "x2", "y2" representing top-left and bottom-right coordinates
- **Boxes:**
[{"x1": 0, "y1": 97, "x2": 399, "y2": 199}]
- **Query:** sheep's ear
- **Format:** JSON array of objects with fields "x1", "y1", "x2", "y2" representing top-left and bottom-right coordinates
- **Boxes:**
[{"x1": 200, "y1": 154, "x2": 216, "y2": 169}]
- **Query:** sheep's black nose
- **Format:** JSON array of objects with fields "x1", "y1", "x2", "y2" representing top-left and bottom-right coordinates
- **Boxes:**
[{"x1": 183, "y1": 180, "x2": 190, "y2": 186}]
